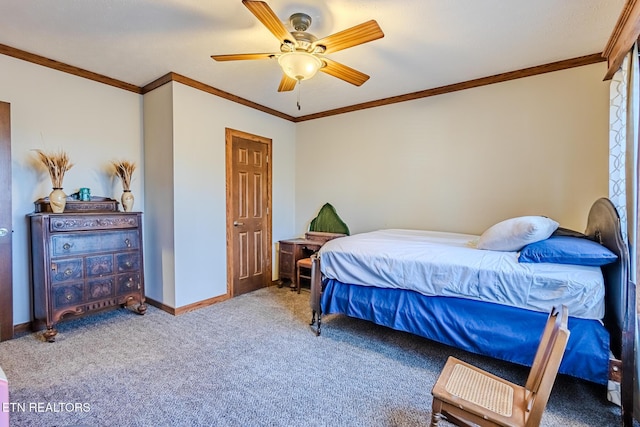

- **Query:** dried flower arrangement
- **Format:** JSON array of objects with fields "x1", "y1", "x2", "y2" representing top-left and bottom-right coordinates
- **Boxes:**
[
  {"x1": 112, "y1": 160, "x2": 136, "y2": 191},
  {"x1": 33, "y1": 149, "x2": 74, "y2": 189}
]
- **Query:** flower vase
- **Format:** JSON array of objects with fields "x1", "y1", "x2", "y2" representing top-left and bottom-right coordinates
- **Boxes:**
[
  {"x1": 49, "y1": 188, "x2": 66, "y2": 213},
  {"x1": 121, "y1": 190, "x2": 134, "y2": 212}
]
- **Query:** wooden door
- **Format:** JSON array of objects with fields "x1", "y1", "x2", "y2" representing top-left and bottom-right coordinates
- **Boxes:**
[
  {"x1": 0, "y1": 102, "x2": 12, "y2": 341},
  {"x1": 226, "y1": 128, "x2": 272, "y2": 296}
]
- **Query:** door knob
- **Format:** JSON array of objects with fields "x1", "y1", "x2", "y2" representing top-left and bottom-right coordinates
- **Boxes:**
[
  {"x1": 0, "y1": 228, "x2": 8, "y2": 237},
  {"x1": 233, "y1": 221, "x2": 244, "y2": 227}
]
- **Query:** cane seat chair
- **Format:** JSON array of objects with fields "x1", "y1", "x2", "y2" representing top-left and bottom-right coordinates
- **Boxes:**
[
  {"x1": 430, "y1": 305, "x2": 570, "y2": 427},
  {"x1": 296, "y1": 257, "x2": 313, "y2": 294}
]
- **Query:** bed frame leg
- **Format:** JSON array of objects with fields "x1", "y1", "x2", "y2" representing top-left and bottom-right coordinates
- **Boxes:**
[
  {"x1": 309, "y1": 310, "x2": 322, "y2": 336},
  {"x1": 316, "y1": 314, "x2": 322, "y2": 336},
  {"x1": 309, "y1": 253, "x2": 323, "y2": 336}
]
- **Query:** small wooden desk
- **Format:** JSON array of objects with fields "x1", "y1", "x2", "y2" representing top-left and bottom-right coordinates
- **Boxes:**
[
  {"x1": 278, "y1": 239, "x2": 322, "y2": 288},
  {"x1": 278, "y1": 232, "x2": 347, "y2": 290}
]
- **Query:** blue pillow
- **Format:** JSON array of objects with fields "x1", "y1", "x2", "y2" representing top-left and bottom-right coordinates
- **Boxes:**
[{"x1": 518, "y1": 236, "x2": 618, "y2": 266}]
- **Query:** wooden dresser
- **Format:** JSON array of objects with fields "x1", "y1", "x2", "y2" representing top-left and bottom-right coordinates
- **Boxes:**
[{"x1": 29, "y1": 208, "x2": 146, "y2": 342}]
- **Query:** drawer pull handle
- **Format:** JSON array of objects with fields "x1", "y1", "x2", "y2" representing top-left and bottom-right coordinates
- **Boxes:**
[
  {"x1": 65, "y1": 294, "x2": 73, "y2": 301},
  {"x1": 125, "y1": 261, "x2": 132, "y2": 268},
  {"x1": 64, "y1": 268, "x2": 73, "y2": 276},
  {"x1": 126, "y1": 278, "x2": 133, "y2": 288},
  {"x1": 62, "y1": 243, "x2": 72, "y2": 250},
  {"x1": 124, "y1": 238, "x2": 131, "y2": 248}
]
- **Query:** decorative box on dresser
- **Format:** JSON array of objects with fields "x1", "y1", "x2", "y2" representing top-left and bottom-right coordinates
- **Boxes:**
[{"x1": 28, "y1": 197, "x2": 146, "y2": 342}]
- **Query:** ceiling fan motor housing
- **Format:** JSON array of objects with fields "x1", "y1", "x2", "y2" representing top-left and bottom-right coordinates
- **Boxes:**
[
  {"x1": 289, "y1": 13, "x2": 312, "y2": 32},
  {"x1": 279, "y1": 13, "x2": 321, "y2": 52}
]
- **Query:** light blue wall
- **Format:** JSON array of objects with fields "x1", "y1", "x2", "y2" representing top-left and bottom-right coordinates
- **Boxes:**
[
  {"x1": 0, "y1": 54, "x2": 143, "y2": 325},
  {"x1": 146, "y1": 82, "x2": 297, "y2": 308},
  {"x1": 295, "y1": 63, "x2": 610, "y2": 236}
]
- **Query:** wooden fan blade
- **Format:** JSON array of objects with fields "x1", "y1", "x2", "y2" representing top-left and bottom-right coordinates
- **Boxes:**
[
  {"x1": 320, "y1": 58, "x2": 370, "y2": 86},
  {"x1": 278, "y1": 74, "x2": 298, "y2": 92},
  {"x1": 313, "y1": 20, "x2": 384, "y2": 54},
  {"x1": 211, "y1": 53, "x2": 275, "y2": 61},
  {"x1": 242, "y1": 0, "x2": 297, "y2": 45}
]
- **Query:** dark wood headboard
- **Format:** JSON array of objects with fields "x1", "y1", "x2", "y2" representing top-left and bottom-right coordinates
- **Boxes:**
[
  {"x1": 584, "y1": 197, "x2": 635, "y2": 425},
  {"x1": 585, "y1": 197, "x2": 630, "y2": 355}
]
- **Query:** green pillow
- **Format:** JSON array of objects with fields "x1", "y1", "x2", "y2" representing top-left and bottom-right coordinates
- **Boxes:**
[{"x1": 309, "y1": 203, "x2": 350, "y2": 235}]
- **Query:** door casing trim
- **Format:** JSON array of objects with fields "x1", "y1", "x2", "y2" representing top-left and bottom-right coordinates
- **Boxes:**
[
  {"x1": 225, "y1": 127, "x2": 273, "y2": 297},
  {"x1": 0, "y1": 101, "x2": 13, "y2": 341}
]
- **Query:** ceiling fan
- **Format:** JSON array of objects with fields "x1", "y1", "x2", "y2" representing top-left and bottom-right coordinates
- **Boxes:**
[{"x1": 211, "y1": 0, "x2": 384, "y2": 93}]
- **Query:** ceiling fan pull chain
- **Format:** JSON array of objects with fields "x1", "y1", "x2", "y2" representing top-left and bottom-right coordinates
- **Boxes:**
[{"x1": 297, "y1": 80, "x2": 302, "y2": 110}]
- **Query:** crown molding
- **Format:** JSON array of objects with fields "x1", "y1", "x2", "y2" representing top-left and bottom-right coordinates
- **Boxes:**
[
  {"x1": 0, "y1": 44, "x2": 605, "y2": 122},
  {"x1": 0, "y1": 43, "x2": 141, "y2": 93},
  {"x1": 603, "y1": 0, "x2": 640, "y2": 80},
  {"x1": 294, "y1": 54, "x2": 605, "y2": 122},
  {"x1": 141, "y1": 72, "x2": 296, "y2": 121}
]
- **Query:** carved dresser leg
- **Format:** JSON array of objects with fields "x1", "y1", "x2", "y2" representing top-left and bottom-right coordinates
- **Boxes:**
[
  {"x1": 43, "y1": 327, "x2": 58, "y2": 343},
  {"x1": 136, "y1": 302, "x2": 147, "y2": 315}
]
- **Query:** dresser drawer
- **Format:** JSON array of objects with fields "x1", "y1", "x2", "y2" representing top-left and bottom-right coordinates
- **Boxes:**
[
  {"x1": 116, "y1": 252, "x2": 140, "y2": 273},
  {"x1": 52, "y1": 283, "x2": 84, "y2": 310},
  {"x1": 279, "y1": 242, "x2": 294, "y2": 255},
  {"x1": 87, "y1": 277, "x2": 115, "y2": 301},
  {"x1": 117, "y1": 273, "x2": 141, "y2": 295},
  {"x1": 86, "y1": 254, "x2": 114, "y2": 277},
  {"x1": 51, "y1": 258, "x2": 84, "y2": 284},
  {"x1": 51, "y1": 230, "x2": 140, "y2": 256},
  {"x1": 49, "y1": 214, "x2": 139, "y2": 232}
]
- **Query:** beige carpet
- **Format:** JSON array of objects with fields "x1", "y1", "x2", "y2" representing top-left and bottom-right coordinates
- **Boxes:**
[{"x1": 0, "y1": 285, "x2": 626, "y2": 426}]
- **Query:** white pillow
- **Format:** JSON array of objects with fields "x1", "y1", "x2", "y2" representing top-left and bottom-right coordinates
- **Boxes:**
[{"x1": 476, "y1": 216, "x2": 559, "y2": 252}]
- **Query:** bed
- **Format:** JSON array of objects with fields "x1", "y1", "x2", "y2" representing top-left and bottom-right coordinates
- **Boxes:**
[{"x1": 309, "y1": 198, "x2": 635, "y2": 421}]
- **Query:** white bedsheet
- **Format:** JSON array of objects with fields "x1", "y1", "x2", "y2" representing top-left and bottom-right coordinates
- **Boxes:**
[{"x1": 319, "y1": 229, "x2": 605, "y2": 320}]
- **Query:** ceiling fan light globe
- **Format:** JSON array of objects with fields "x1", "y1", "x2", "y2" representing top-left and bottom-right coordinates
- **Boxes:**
[{"x1": 278, "y1": 52, "x2": 322, "y2": 81}]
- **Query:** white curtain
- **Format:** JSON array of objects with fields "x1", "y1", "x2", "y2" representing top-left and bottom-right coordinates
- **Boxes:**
[
  {"x1": 608, "y1": 42, "x2": 639, "y2": 419},
  {"x1": 609, "y1": 46, "x2": 638, "y2": 254}
]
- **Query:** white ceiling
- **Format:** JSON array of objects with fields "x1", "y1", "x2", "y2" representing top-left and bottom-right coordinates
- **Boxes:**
[{"x1": 0, "y1": 0, "x2": 626, "y2": 117}]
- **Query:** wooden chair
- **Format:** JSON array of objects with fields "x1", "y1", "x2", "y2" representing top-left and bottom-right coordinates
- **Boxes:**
[
  {"x1": 430, "y1": 305, "x2": 570, "y2": 427},
  {"x1": 295, "y1": 232, "x2": 346, "y2": 293},
  {"x1": 296, "y1": 257, "x2": 313, "y2": 294}
]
